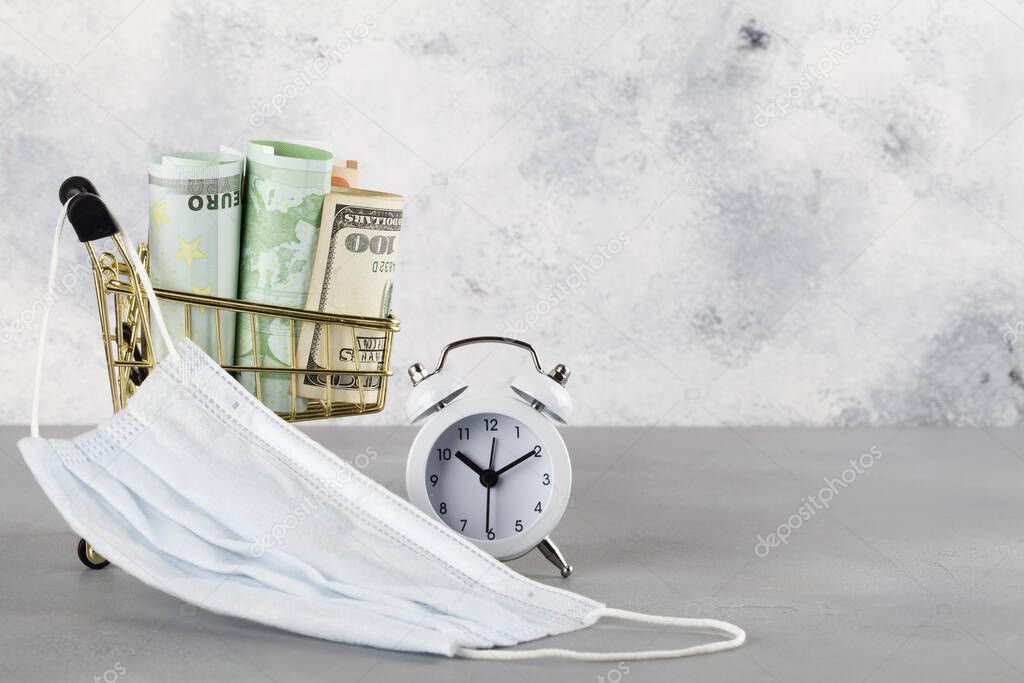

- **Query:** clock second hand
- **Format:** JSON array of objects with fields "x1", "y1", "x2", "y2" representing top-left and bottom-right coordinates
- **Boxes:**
[{"x1": 486, "y1": 437, "x2": 496, "y2": 535}]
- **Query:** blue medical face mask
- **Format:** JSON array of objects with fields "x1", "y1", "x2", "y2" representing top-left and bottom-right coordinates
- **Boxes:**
[{"x1": 19, "y1": 205, "x2": 745, "y2": 660}]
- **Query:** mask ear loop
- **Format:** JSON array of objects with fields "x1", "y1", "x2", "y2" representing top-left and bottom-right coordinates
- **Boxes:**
[
  {"x1": 30, "y1": 203, "x2": 179, "y2": 437},
  {"x1": 454, "y1": 607, "x2": 746, "y2": 661},
  {"x1": 117, "y1": 230, "x2": 179, "y2": 364}
]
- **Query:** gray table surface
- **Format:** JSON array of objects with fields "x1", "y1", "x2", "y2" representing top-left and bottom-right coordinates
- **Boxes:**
[{"x1": 1, "y1": 425, "x2": 1023, "y2": 682}]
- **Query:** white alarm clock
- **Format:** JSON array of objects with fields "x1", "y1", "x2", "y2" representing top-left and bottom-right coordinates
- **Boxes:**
[{"x1": 405, "y1": 337, "x2": 575, "y2": 576}]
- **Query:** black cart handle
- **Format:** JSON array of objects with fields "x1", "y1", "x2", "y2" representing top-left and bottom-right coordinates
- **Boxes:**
[{"x1": 58, "y1": 176, "x2": 121, "y2": 243}]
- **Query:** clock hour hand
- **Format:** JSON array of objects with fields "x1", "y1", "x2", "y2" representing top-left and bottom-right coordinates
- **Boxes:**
[
  {"x1": 495, "y1": 446, "x2": 541, "y2": 476},
  {"x1": 454, "y1": 450, "x2": 485, "y2": 476}
]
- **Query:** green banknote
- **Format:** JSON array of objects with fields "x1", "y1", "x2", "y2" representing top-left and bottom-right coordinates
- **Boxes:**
[
  {"x1": 147, "y1": 151, "x2": 244, "y2": 363},
  {"x1": 235, "y1": 140, "x2": 333, "y2": 412}
]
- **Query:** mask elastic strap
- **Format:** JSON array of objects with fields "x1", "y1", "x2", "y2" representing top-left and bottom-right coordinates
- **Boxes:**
[
  {"x1": 454, "y1": 607, "x2": 746, "y2": 662},
  {"x1": 118, "y1": 230, "x2": 179, "y2": 364},
  {"x1": 30, "y1": 203, "x2": 179, "y2": 438}
]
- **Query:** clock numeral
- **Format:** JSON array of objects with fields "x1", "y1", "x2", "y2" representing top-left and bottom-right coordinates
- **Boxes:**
[
  {"x1": 457, "y1": 427, "x2": 470, "y2": 440},
  {"x1": 514, "y1": 519, "x2": 523, "y2": 533},
  {"x1": 430, "y1": 474, "x2": 439, "y2": 487},
  {"x1": 487, "y1": 528, "x2": 496, "y2": 540},
  {"x1": 484, "y1": 418, "x2": 498, "y2": 431},
  {"x1": 436, "y1": 447, "x2": 452, "y2": 461},
  {"x1": 514, "y1": 425, "x2": 520, "y2": 438},
  {"x1": 459, "y1": 519, "x2": 467, "y2": 531},
  {"x1": 439, "y1": 502, "x2": 447, "y2": 514},
  {"x1": 542, "y1": 473, "x2": 550, "y2": 486},
  {"x1": 533, "y1": 445, "x2": 542, "y2": 457},
  {"x1": 534, "y1": 501, "x2": 543, "y2": 513}
]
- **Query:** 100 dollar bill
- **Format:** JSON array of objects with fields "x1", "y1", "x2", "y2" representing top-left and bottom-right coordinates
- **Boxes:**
[{"x1": 297, "y1": 188, "x2": 403, "y2": 405}]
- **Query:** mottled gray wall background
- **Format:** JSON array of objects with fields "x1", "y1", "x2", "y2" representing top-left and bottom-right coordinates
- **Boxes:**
[{"x1": 2, "y1": 0, "x2": 1023, "y2": 427}]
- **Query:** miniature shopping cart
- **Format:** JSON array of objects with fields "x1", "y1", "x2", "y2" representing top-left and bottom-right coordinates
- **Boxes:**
[{"x1": 60, "y1": 176, "x2": 400, "y2": 569}]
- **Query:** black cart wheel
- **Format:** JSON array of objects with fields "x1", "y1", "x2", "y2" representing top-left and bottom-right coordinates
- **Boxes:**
[{"x1": 77, "y1": 538, "x2": 110, "y2": 570}]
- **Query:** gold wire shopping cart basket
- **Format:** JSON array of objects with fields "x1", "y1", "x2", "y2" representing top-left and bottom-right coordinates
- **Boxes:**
[{"x1": 60, "y1": 176, "x2": 400, "y2": 569}]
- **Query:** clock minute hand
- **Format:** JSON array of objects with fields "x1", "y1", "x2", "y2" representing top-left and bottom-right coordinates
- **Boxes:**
[
  {"x1": 495, "y1": 446, "x2": 541, "y2": 476},
  {"x1": 454, "y1": 450, "x2": 485, "y2": 476}
]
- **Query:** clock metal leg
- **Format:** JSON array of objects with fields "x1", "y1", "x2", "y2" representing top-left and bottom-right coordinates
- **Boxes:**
[{"x1": 537, "y1": 536, "x2": 573, "y2": 577}]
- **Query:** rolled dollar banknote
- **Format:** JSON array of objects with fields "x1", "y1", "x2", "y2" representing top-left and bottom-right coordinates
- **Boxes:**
[
  {"x1": 147, "y1": 151, "x2": 244, "y2": 362},
  {"x1": 297, "y1": 187, "x2": 403, "y2": 405},
  {"x1": 235, "y1": 140, "x2": 333, "y2": 413}
]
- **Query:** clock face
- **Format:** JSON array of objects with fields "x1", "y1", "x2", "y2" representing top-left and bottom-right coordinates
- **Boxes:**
[{"x1": 425, "y1": 412, "x2": 554, "y2": 542}]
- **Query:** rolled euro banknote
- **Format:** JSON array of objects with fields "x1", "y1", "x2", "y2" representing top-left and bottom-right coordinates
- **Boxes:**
[
  {"x1": 235, "y1": 140, "x2": 333, "y2": 413},
  {"x1": 297, "y1": 187, "x2": 403, "y2": 406},
  {"x1": 147, "y1": 151, "x2": 244, "y2": 363}
]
